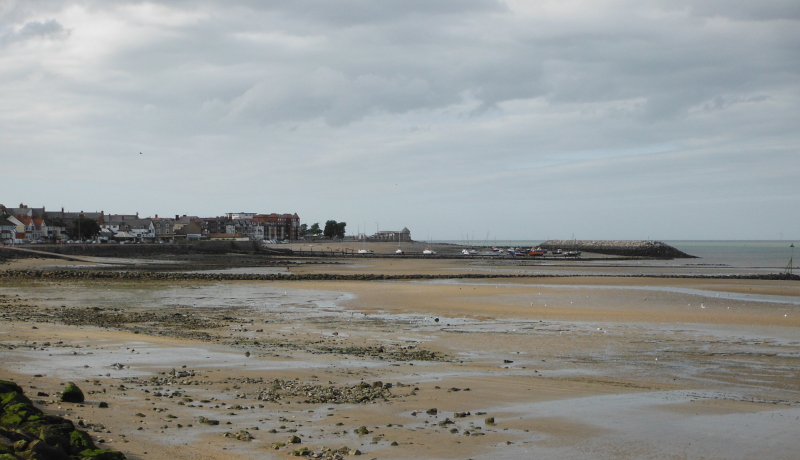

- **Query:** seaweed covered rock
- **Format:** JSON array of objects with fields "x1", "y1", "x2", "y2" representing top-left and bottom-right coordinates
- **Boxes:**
[
  {"x1": 0, "y1": 380, "x2": 126, "y2": 460},
  {"x1": 60, "y1": 383, "x2": 85, "y2": 403}
]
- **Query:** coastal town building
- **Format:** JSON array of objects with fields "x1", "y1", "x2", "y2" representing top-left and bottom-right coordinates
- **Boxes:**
[
  {"x1": 1, "y1": 204, "x2": 69, "y2": 243},
  {"x1": 174, "y1": 215, "x2": 204, "y2": 233},
  {"x1": 2, "y1": 202, "x2": 306, "y2": 243},
  {"x1": 5, "y1": 204, "x2": 47, "y2": 219},
  {"x1": 207, "y1": 212, "x2": 301, "y2": 241},
  {"x1": 174, "y1": 221, "x2": 203, "y2": 241},
  {"x1": 254, "y1": 213, "x2": 301, "y2": 240},
  {"x1": 371, "y1": 228, "x2": 411, "y2": 242},
  {"x1": 151, "y1": 215, "x2": 175, "y2": 240},
  {"x1": 14, "y1": 216, "x2": 48, "y2": 242},
  {"x1": 0, "y1": 218, "x2": 17, "y2": 244}
]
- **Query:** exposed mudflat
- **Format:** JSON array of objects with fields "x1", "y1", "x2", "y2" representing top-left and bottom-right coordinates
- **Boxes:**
[{"x1": 1, "y1": 251, "x2": 799, "y2": 459}]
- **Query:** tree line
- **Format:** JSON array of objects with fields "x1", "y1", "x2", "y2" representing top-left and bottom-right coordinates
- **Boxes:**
[{"x1": 299, "y1": 220, "x2": 346, "y2": 239}]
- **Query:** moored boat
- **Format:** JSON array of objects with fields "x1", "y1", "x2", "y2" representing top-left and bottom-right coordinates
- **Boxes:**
[{"x1": 529, "y1": 248, "x2": 547, "y2": 256}]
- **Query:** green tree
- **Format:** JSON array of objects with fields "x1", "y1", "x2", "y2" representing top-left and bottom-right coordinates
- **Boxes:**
[
  {"x1": 70, "y1": 217, "x2": 101, "y2": 240},
  {"x1": 323, "y1": 220, "x2": 346, "y2": 239},
  {"x1": 299, "y1": 223, "x2": 308, "y2": 237},
  {"x1": 323, "y1": 220, "x2": 337, "y2": 239},
  {"x1": 309, "y1": 223, "x2": 321, "y2": 235}
]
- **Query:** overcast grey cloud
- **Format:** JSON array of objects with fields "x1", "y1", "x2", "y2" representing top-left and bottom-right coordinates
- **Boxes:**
[{"x1": 1, "y1": 0, "x2": 798, "y2": 240}]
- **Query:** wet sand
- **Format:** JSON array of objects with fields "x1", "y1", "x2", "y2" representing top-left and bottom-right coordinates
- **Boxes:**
[{"x1": 1, "y1": 254, "x2": 799, "y2": 459}]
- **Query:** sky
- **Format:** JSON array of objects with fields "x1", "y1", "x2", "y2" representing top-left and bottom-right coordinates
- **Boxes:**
[{"x1": 1, "y1": 0, "x2": 799, "y2": 241}]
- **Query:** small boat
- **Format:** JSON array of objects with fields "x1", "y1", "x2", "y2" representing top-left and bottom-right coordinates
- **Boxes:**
[
  {"x1": 565, "y1": 250, "x2": 581, "y2": 257},
  {"x1": 358, "y1": 249, "x2": 374, "y2": 254},
  {"x1": 395, "y1": 248, "x2": 404, "y2": 255},
  {"x1": 423, "y1": 248, "x2": 436, "y2": 255},
  {"x1": 529, "y1": 248, "x2": 547, "y2": 256}
]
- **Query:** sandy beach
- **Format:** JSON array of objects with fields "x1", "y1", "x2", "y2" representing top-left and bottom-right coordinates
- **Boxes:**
[{"x1": 2, "y1": 247, "x2": 799, "y2": 459}]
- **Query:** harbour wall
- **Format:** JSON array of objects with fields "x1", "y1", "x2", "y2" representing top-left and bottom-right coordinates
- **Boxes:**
[{"x1": 539, "y1": 240, "x2": 695, "y2": 259}]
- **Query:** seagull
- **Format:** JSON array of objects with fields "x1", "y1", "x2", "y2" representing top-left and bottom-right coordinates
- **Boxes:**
[{"x1": 139, "y1": 152, "x2": 142, "y2": 155}]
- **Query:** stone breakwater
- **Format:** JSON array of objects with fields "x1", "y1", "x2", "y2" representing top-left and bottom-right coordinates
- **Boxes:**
[
  {"x1": 0, "y1": 269, "x2": 796, "y2": 281},
  {"x1": 540, "y1": 240, "x2": 695, "y2": 259}
]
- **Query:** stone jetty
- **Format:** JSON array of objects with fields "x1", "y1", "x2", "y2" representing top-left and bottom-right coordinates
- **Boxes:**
[{"x1": 539, "y1": 240, "x2": 695, "y2": 259}]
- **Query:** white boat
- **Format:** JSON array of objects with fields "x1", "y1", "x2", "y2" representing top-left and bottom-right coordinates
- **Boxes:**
[
  {"x1": 395, "y1": 248, "x2": 404, "y2": 255},
  {"x1": 358, "y1": 249, "x2": 374, "y2": 254},
  {"x1": 423, "y1": 248, "x2": 436, "y2": 255}
]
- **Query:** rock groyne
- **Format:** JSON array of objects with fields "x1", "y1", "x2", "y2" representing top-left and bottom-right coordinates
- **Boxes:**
[
  {"x1": 539, "y1": 240, "x2": 695, "y2": 259},
  {"x1": 2, "y1": 269, "x2": 796, "y2": 281}
]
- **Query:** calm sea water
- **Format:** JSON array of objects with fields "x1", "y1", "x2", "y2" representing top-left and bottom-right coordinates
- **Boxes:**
[{"x1": 434, "y1": 240, "x2": 797, "y2": 270}]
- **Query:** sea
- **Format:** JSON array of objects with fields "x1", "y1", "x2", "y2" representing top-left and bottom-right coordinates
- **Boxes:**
[{"x1": 434, "y1": 240, "x2": 797, "y2": 271}]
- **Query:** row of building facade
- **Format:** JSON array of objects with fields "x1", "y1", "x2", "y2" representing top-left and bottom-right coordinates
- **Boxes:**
[{"x1": 0, "y1": 204, "x2": 301, "y2": 244}]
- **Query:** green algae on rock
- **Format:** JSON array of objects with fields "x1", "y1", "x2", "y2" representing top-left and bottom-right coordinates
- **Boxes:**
[
  {"x1": 0, "y1": 380, "x2": 126, "y2": 460},
  {"x1": 60, "y1": 382, "x2": 85, "y2": 403}
]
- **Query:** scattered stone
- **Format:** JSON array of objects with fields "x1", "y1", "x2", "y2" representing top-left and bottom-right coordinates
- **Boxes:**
[
  {"x1": 257, "y1": 378, "x2": 392, "y2": 404},
  {"x1": 198, "y1": 416, "x2": 219, "y2": 425},
  {"x1": 234, "y1": 431, "x2": 253, "y2": 441}
]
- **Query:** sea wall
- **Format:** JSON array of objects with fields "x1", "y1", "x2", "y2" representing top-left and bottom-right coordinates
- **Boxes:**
[
  {"x1": 539, "y1": 240, "x2": 695, "y2": 259},
  {"x1": 4, "y1": 241, "x2": 293, "y2": 257}
]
